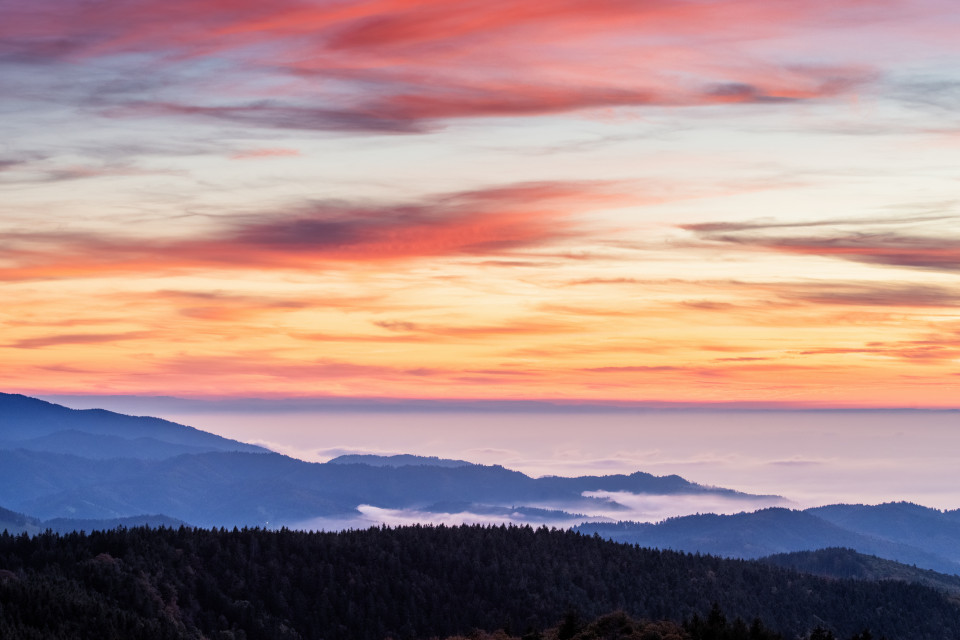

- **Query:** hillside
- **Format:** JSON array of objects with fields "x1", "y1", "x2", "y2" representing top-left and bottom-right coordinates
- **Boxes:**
[
  {"x1": 761, "y1": 547, "x2": 960, "y2": 598},
  {"x1": 2, "y1": 525, "x2": 959, "y2": 640},
  {"x1": 576, "y1": 507, "x2": 960, "y2": 576},
  {"x1": 809, "y1": 502, "x2": 960, "y2": 564},
  {"x1": 0, "y1": 503, "x2": 188, "y2": 536},
  {"x1": 0, "y1": 393, "x2": 268, "y2": 458},
  {"x1": 0, "y1": 506, "x2": 42, "y2": 537}
]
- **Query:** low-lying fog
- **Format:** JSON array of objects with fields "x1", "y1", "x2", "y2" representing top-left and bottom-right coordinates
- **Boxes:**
[{"x1": 289, "y1": 491, "x2": 793, "y2": 532}]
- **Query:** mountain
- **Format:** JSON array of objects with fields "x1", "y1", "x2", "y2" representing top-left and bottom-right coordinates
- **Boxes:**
[
  {"x1": 0, "y1": 392, "x2": 268, "y2": 458},
  {"x1": 0, "y1": 503, "x2": 186, "y2": 536},
  {"x1": 809, "y1": 502, "x2": 960, "y2": 564},
  {"x1": 1, "y1": 393, "x2": 781, "y2": 528},
  {"x1": 40, "y1": 514, "x2": 189, "y2": 534},
  {"x1": 1, "y1": 429, "x2": 227, "y2": 460},
  {"x1": 0, "y1": 449, "x2": 774, "y2": 528},
  {"x1": 576, "y1": 506, "x2": 960, "y2": 576},
  {"x1": 328, "y1": 453, "x2": 474, "y2": 467},
  {"x1": 0, "y1": 505, "x2": 42, "y2": 536},
  {"x1": 760, "y1": 547, "x2": 960, "y2": 597}
]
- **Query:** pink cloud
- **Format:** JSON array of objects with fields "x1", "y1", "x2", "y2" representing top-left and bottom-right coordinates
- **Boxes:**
[
  {"x1": 230, "y1": 148, "x2": 301, "y2": 160},
  {"x1": 0, "y1": 181, "x2": 620, "y2": 280},
  {"x1": 3, "y1": 0, "x2": 920, "y2": 131}
]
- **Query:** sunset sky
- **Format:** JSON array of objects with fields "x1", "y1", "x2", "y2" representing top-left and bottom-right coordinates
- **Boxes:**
[{"x1": 3, "y1": 0, "x2": 960, "y2": 407}]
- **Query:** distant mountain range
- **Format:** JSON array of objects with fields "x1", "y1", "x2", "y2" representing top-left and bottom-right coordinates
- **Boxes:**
[
  {"x1": 0, "y1": 392, "x2": 774, "y2": 529},
  {"x1": 3, "y1": 392, "x2": 960, "y2": 582},
  {"x1": 576, "y1": 502, "x2": 960, "y2": 575},
  {"x1": 328, "y1": 453, "x2": 474, "y2": 468},
  {"x1": 0, "y1": 504, "x2": 186, "y2": 536},
  {"x1": 0, "y1": 392, "x2": 267, "y2": 458}
]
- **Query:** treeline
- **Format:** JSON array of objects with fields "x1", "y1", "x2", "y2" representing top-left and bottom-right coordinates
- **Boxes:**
[
  {"x1": 760, "y1": 547, "x2": 960, "y2": 595},
  {"x1": 448, "y1": 609, "x2": 879, "y2": 640},
  {"x1": 0, "y1": 525, "x2": 957, "y2": 639}
]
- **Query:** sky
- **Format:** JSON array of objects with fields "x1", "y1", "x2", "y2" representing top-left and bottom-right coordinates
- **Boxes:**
[{"x1": 3, "y1": 0, "x2": 960, "y2": 407}]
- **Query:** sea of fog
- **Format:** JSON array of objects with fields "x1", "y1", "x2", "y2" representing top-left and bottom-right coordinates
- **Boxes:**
[{"x1": 41, "y1": 398, "x2": 960, "y2": 521}]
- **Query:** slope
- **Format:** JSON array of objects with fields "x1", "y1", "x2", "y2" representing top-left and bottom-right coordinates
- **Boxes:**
[
  {"x1": 760, "y1": 547, "x2": 960, "y2": 597},
  {"x1": 2, "y1": 525, "x2": 959, "y2": 640},
  {"x1": 576, "y1": 508, "x2": 960, "y2": 576},
  {"x1": 0, "y1": 393, "x2": 267, "y2": 458}
]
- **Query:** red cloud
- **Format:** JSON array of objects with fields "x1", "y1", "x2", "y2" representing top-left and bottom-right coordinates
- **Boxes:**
[
  {"x1": 0, "y1": 181, "x2": 618, "y2": 280},
  {"x1": 2, "y1": 0, "x2": 895, "y2": 130}
]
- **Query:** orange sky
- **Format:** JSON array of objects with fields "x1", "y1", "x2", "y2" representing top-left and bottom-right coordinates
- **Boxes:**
[{"x1": 2, "y1": 0, "x2": 960, "y2": 406}]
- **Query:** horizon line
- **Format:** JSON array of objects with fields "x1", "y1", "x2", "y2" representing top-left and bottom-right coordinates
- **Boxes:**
[{"x1": 23, "y1": 392, "x2": 960, "y2": 413}]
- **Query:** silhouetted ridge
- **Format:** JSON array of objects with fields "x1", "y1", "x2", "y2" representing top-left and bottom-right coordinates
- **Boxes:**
[
  {"x1": 760, "y1": 547, "x2": 960, "y2": 596},
  {"x1": 0, "y1": 392, "x2": 267, "y2": 455},
  {"x1": 0, "y1": 525, "x2": 957, "y2": 640},
  {"x1": 577, "y1": 505, "x2": 960, "y2": 576},
  {"x1": 328, "y1": 453, "x2": 475, "y2": 467}
]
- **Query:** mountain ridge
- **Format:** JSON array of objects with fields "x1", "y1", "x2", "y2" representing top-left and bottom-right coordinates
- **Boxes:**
[
  {"x1": 1, "y1": 448, "x2": 779, "y2": 527},
  {"x1": 576, "y1": 505, "x2": 960, "y2": 576},
  {"x1": 328, "y1": 453, "x2": 475, "y2": 467},
  {"x1": 759, "y1": 547, "x2": 960, "y2": 597},
  {"x1": 0, "y1": 503, "x2": 187, "y2": 536},
  {"x1": 0, "y1": 392, "x2": 268, "y2": 456}
]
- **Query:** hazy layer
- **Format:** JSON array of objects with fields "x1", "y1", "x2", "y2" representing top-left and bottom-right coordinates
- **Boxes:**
[{"x1": 48, "y1": 398, "x2": 960, "y2": 511}]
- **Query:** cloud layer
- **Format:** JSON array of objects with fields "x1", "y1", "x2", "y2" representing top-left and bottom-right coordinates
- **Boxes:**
[
  {"x1": 3, "y1": 0, "x2": 960, "y2": 406},
  {"x1": 2, "y1": 0, "x2": 927, "y2": 132}
]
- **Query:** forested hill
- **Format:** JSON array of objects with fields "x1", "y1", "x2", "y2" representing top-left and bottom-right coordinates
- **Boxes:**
[
  {"x1": 575, "y1": 507, "x2": 960, "y2": 576},
  {"x1": 760, "y1": 547, "x2": 960, "y2": 597},
  {"x1": 2, "y1": 525, "x2": 959, "y2": 640}
]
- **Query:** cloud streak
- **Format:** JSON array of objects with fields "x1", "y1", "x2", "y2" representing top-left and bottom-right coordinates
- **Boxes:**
[
  {"x1": 684, "y1": 216, "x2": 960, "y2": 273},
  {"x1": 0, "y1": 181, "x2": 615, "y2": 280},
  {"x1": 7, "y1": 331, "x2": 154, "y2": 349}
]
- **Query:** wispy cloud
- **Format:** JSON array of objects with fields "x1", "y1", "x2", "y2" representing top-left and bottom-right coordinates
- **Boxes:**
[
  {"x1": 115, "y1": 101, "x2": 426, "y2": 134},
  {"x1": 230, "y1": 147, "x2": 301, "y2": 160},
  {"x1": 0, "y1": 181, "x2": 616, "y2": 280},
  {"x1": 683, "y1": 215, "x2": 960, "y2": 273},
  {"x1": 776, "y1": 282, "x2": 960, "y2": 307},
  {"x1": 582, "y1": 365, "x2": 683, "y2": 373},
  {"x1": 8, "y1": 331, "x2": 154, "y2": 349},
  {"x1": 795, "y1": 332, "x2": 960, "y2": 363},
  {"x1": 142, "y1": 290, "x2": 384, "y2": 322}
]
